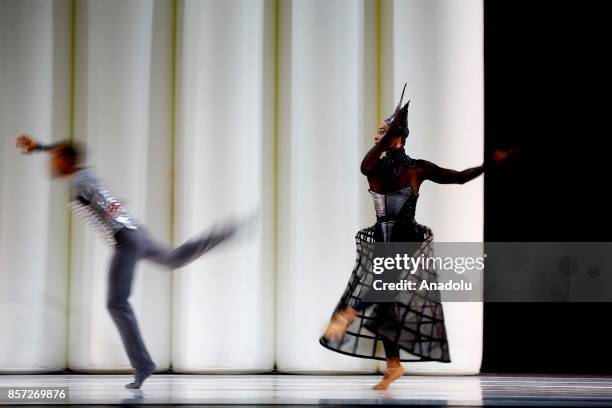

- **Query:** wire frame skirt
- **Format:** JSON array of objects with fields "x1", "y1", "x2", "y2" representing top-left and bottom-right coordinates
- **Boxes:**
[{"x1": 320, "y1": 226, "x2": 451, "y2": 363}]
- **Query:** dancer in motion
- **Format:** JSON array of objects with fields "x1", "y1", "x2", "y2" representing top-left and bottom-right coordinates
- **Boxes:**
[
  {"x1": 16, "y1": 135, "x2": 248, "y2": 389},
  {"x1": 320, "y1": 85, "x2": 517, "y2": 390}
]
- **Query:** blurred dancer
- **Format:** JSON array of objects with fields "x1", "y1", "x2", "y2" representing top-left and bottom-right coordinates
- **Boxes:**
[
  {"x1": 320, "y1": 85, "x2": 517, "y2": 390},
  {"x1": 16, "y1": 135, "x2": 247, "y2": 389}
]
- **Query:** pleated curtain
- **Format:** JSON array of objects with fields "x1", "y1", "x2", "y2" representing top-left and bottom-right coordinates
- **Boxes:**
[{"x1": 0, "y1": 0, "x2": 483, "y2": 374}]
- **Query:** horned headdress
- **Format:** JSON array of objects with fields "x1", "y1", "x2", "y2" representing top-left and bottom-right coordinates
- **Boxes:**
[{"x1": 384, "y1": 83, "x2": 410, "y2": 140}]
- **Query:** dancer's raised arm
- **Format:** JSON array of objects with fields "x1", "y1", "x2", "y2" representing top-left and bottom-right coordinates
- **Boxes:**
[
  {"x1": 360, "y1": 126, "x2": 403, "y2": 175},
  {"x1": 361, "y1": 89, "x2": 410, "y2": 176}
]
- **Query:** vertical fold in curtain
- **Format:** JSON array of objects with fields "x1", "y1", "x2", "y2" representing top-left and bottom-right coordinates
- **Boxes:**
[
  {"x1": 380, "y1": 0, "x2": 484, "y2": 374},
  {"x1": 276, "y1": 0, "x2": 378, "y2": 373},
  {"x1": 68, "y1": 0, "x2": 173, "y2": 371},
  {"x1": 0, "y1": 0, "x2": 71, "y2": 373},
  {"x1": 171, "y1": 0, "x2": 275, "y2": 372}
]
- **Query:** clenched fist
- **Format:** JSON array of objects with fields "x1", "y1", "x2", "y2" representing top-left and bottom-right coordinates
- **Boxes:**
[{"x1": 15, "y1": 134, "x2": 39, "y2": 154}]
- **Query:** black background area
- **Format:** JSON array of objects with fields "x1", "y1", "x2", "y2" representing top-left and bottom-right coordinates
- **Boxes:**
[{"x1": 483, "y1": 1, "x2": 610, "y2": 373}]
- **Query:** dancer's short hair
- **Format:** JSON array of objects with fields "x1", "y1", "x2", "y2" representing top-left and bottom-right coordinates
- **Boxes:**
[{"x1": 51, "y1": 141, "x2": 84, "y2": 164}]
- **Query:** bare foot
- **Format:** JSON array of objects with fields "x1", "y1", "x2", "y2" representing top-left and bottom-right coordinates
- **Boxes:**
[
  {"x1": 323, "y1": 307, "x2": 358, "y2": 340},
  {"x1": 373, "y1": 363, "x2": 404, "y2": 390}
]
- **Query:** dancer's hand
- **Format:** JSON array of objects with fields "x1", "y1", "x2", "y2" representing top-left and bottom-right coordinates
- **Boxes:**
[
  {"x1": 15, "y1": 134, "x2": 39, "y2": 154},
  {"x1": 491, "y1": 147, "x2": 521, "y2": 165}
]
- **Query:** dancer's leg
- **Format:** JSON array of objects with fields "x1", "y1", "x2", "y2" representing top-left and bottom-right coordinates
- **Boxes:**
[
  {"x1": 373, "y1": 339, "x2": 404, "y2": 390},
  {"x1": 107, "y1": 228, "x2": 155, "y2": 389},
  {"x1": 327, "y1": 299, "x2": 405, "y2": 390},
  {"x1": 141, "y1": 221, "x2": 241, "y2": 269},
  {"x1": 382, "y1": 339, "x2": 400, "y2": 358}
]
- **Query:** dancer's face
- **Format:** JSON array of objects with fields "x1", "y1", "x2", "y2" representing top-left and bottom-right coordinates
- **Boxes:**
[
  {"x1": 374, "y1": 122, "x2": 389, "y2": 144},
  {"x1": 374, "y1": 122, "x2": 403, "y2": 149}
]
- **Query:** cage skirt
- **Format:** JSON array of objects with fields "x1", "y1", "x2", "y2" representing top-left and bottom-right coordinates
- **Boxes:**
[{"x1": 319, "y1": 224, "x2": 451, "y2": 362}]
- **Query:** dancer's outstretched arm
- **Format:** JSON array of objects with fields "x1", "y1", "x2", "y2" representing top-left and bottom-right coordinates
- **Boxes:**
[
  {"x1": 17, "y1": 134, "x2": 123, "y2": 217},
  {"x1": 419, "y1": 147, "x2": 520, "y2": 185},
  {"x1": 418, "y1": 160, "x2": 485, "y2": 185},
  {"x1": 16, "y1": 134, "x2": 66, "y2": 154}
]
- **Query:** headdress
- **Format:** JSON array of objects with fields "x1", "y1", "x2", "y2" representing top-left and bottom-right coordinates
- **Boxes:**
[{"x1": 384, "y1": 83, "x2": 410, "y2": 139}]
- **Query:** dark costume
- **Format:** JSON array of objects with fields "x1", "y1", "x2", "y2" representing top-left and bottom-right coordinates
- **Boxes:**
[{"x1": 319, "y1": 86, "x2": 451, "y2": 363}]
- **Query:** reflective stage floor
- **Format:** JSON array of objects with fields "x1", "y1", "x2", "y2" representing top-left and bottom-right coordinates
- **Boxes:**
[{"x1": 1, "y1": 374, "x2": 611, "y2": 406}]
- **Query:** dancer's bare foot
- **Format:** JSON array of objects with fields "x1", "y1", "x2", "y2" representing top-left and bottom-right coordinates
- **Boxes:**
[
  {"x1": 373, "y1": 357, "x2": 404, "y2": 390},
  {"x1": 323, "y1": 307, "x2": 358, "y2": 340}
]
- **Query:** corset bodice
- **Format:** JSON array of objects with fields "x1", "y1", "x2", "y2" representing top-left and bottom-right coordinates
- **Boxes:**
[
  {"x1": 368, "y1": 186, "x2": 422, "y2": 242},
  {"x1": 369, "y1": 185, "x2": 417, "y2": 220}
]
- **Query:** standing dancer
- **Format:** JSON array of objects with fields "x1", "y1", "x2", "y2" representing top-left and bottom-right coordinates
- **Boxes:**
[
  {"x1": 320, "y1": 85, "x2": 516, "y2": 390},
  {"x1": 16, "y1": 135, "x2": 246, "y2": 389}
]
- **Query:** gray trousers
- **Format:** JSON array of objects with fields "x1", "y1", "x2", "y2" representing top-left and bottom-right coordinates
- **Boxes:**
[{"x1": 107, "y1": 223, "x2": 238, "y2": 370}]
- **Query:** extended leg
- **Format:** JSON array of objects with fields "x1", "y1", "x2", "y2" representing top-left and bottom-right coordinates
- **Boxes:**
[
  {"x1": 142, "y1": 220, "x2": 241, "y2": 269},
  {"x1": 107, "y1": 229, "x2": 155, "y2": 389}
]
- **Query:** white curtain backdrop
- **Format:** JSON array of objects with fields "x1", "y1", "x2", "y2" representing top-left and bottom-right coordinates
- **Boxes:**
[
  {"x1": 172, "y1": 0, "x2": 275, "y2": 373},
  {"x1": 0, "y1": 0, "x2": 71, "y2": 372},
  {"x1": 276, "y1": 0, "x2": 378, "y2": 373},
  {"x1": 0, "y1": 0, "x2": 483, "y2": 374}
]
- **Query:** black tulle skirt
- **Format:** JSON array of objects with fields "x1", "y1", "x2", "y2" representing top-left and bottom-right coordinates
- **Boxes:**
[{"x1": 319, "y1": 222, "x2": 451, "y2": 362}]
